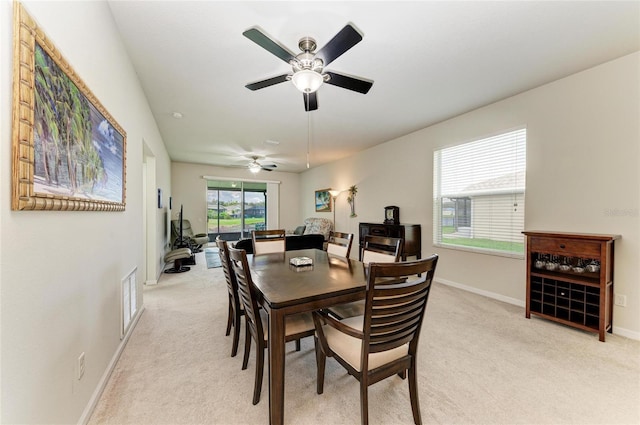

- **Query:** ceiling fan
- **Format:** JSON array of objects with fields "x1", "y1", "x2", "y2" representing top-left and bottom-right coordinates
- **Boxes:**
[
  {"x1": 243, "y1": 23, "x2": 373, "y2": 111},
  {"x1": 247, "y1": 156, "x2": 277, "y2": 173}
]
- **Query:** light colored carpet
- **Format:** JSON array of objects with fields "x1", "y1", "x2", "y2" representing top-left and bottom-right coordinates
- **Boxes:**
[{"x1": 88, "y1": 250, "x2": 640, "y2": 425}]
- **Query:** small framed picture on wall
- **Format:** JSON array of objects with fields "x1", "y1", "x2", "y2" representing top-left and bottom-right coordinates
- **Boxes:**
[{"x1": 315, "y1": 189, "x2": 332, "y2": 212}]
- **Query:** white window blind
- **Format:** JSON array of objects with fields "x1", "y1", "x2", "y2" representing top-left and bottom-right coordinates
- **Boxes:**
[{"x1": 433, "y1": 128, "x2": 526, "y2": 257}]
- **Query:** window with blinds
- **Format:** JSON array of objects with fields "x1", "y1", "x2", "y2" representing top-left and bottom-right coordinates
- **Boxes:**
[{"x1": 433, "y1": 128, "x2": 527, "y2": 257}]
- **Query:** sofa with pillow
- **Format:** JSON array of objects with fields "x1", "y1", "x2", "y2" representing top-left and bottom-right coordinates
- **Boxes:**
[{"x1": 302, "y1": 217, "x2": 333, "y2": 241}]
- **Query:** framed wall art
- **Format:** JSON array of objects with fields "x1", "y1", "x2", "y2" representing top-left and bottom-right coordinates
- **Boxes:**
[
  {"x1": 11, "y1": 3, "x2": 126, "y2": 211},
  {"x1": 315, "y1": 189, "x2": 332, "y2": 213}
]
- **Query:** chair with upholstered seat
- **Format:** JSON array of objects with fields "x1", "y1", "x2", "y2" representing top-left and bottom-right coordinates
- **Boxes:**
[
  {"x1": 328, "y1": 235, "x2": 403, "y2": 319},
  {"x1": 228, "y1": 246, "x2": 315, "y2": 405},
  {"x1": 216, "y1": 237, "x2": 244, "y2": 357},
  {"x1": 313, "y1": 255, "x2": 439, "y2": 425},
  {"x1": 251, "y1": 229, "x2": 286, "y2": 255},
  {"x1": 327, "y1": 231, "x2": 354, "y2": 258}
]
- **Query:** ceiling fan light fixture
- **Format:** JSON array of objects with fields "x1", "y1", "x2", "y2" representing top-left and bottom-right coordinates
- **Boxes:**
[
  {"x1": 248, "y1": 162, "x2": 261, "y2": 173},
  {"x1": 292, "y1": 70, "x2": 324, "y2": 93}
]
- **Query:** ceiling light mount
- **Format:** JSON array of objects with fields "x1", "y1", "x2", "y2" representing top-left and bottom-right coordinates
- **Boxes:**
[{"x1": 298, "y1": 37, "x2": 317, "y2": 53}]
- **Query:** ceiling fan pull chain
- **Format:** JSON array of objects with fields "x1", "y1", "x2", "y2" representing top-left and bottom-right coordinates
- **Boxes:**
[{"x1": 306, "y1": 103, "x2": 311, "y2": 169}]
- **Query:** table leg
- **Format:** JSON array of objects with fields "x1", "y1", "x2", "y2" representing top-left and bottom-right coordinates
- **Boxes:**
[{"x1": 268, "y1": 307, "x2": 286, "y2": 425}]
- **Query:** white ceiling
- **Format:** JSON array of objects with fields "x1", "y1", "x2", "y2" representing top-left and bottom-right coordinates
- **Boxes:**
[{"x1": 107, "y1": 1, "x2": 639, "y2": 173}]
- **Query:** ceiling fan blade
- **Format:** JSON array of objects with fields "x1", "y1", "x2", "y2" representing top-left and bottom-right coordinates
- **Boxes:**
[
  {"x1": 303, "y1": 92, "x2": 318, "y2": 111},
  {"x1": 243, "y1": 27, "x2": 296, "y2": 63},
  {"x1": 325, "y1": 71, "x2": 373, "y2": 94},
  {"x1": 260, "y1": 166, "x2": 274, "y2": 172},
  {"x1": 315, "y1": 24, "x2": 363, "y2": 67},
  {"x1": 245, "y1": 74, "x2": 290, "y2": 91}
]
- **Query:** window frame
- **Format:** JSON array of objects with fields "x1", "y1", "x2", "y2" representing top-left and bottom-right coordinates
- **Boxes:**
[{"x1": 433, "y1": 127, "x2": 527, "y2": 259}]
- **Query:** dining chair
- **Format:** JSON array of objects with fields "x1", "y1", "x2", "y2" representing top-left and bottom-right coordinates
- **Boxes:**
[
  {"x1": 251, "y1": 229, "x2": 286, "y2": 255},
  {"x1": 329, "y1": 235, "x2": 404, "y2": 319},
  {"x1": 228, "y1": 246, "x2": 315, "y2": 405},
  {"x1": 327, "y1": 231, "x2": 354, "y2": 258},
  {"x1": 216, "y1": 237, "x2": 244, "y2": 357},
  {"x1": 313, "y1": 255, "x2": 439, "y2": 425},
  {"x1": 361, "y1": 235, "x2": 403, "y2": 264}
]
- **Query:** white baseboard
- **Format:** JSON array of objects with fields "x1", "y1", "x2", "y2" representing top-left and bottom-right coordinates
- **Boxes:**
[
  {"x1": 77, "y1": 305, "x2": 146, "y2": 425},
  {"x1": 612, "y1": 325, "x2": 640, "y2": 340},
  {"x1": 435, "y1": 278, "x2": 639, "y2": 341},
  {"x1": 435, "y1": 277, "x2": 525, "y2": 307}
]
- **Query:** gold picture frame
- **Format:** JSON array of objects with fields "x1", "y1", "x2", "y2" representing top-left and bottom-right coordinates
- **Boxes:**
[
  {"x1": 315, "y1": 189, "x2": 332, "y2": 212},
  {"x1": 11, "y1": 3, "x2": 126, "y2": 211}
]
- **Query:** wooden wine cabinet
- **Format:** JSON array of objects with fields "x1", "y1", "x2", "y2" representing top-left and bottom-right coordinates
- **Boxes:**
[{"x1": 523, "y1": 231, "x2": 620, "y2": 342}]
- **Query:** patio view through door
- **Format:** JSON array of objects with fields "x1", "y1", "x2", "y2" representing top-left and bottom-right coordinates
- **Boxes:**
[{"x1": 207, "y1": 180, "x2": 267, "y2": 241}]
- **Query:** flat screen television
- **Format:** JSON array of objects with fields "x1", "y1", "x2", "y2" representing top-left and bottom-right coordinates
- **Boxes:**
[
  {"x1": 178, "y1": 204, "x2": 184, "y2": 242},
  {"x1": 173, "y1": 204, "x2": 187, "y2": 249}
]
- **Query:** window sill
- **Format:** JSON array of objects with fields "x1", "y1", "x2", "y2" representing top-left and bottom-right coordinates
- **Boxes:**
[{"x1": 433, "y1": 242, "x2": 525, "y2": 260}]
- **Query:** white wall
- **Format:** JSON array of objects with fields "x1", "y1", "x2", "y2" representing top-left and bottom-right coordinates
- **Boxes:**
[
  {"x1": 300, "y1": 52, "x2": 640, "y2": 338},
  {"x1": 0, "y1": 1, "x2": 171, "y2": 423},
  {"x1": 171, "y1": 162, "x2": 301, "y2": 236}
]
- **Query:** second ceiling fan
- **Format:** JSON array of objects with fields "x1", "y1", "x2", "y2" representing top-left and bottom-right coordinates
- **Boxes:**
[
  {"x1": 247, "y1": 156, "x2": 277, "y2": 173},
  {"x1": 243, "y1": 23, "x2": 373, "y2": 111}
]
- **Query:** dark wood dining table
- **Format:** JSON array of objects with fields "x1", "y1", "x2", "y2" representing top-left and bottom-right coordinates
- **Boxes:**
[{"x1": 248, "y1": 248, "x2": 368, "y2": 425}]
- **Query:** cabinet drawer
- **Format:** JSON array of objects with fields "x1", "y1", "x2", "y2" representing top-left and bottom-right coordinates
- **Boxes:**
[
  {"x1": 367, "y1": 225, "x2": 390, "y2": 237},
  {"x1": 530, "y1": 237, "x2": 601, "y2": 257}
]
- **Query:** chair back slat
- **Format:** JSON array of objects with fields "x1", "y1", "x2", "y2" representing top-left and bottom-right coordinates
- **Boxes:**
[
  {"x1": 370, "y1": 333, "x2": 417, "y2": 353},
  {"x1": 372, "y1": 283, "x2": 428, "y2": 307},
  {"x1": 327, "y1": 231, "x2": 354, "y2": 258},
  {"x1": 254, "y1": 240, "x2": 285, "y2": 254},
  {"x1": 252, "y1": 229, "x2": 286, "y2": 255},
  {"x1": 361, "y1": 235, "x2": 403, "y2": 264},
  {"x1": 362, "y1": 255, "x2": 438, "y2": 358},
  {"x1": 228, "y1": 246, "x2": 264, "y2": 339},
  {"x1": 327, "y1": 243, "x2": 349, "y2": 257},
  {"x1": 369, "y1": 305, "x2": 424, "y2": 352},
  {"x1": 362, "y1": 250, "x2": 397, "y2": 264},
  {"x1": 371, "y1": 302, "x2": 425, "y2": 328},
  {"x1": 370, "y1": 313, "x2": 423, "y2": 339}
]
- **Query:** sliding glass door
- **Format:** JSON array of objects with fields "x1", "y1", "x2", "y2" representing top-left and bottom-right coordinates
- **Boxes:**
[{"x1": 207, "y1": 180, "x2": 267, "y2": 241}]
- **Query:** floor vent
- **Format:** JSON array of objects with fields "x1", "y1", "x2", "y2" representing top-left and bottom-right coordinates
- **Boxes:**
[{"x1": 121, "y1": 268, "x2": 138, "y2": 339}]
